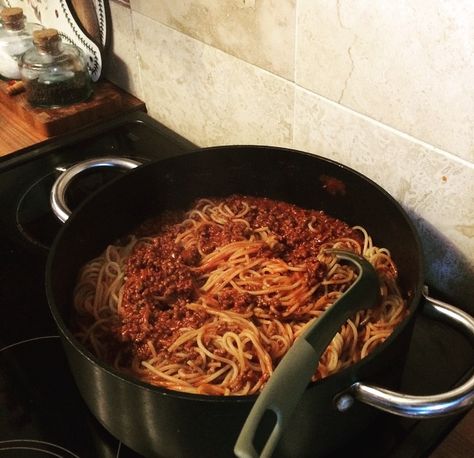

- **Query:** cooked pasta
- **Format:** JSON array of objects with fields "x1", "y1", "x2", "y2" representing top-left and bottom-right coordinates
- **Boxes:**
[{"x1": 73, "y1": 195, "x2": 407, "y2": 395}]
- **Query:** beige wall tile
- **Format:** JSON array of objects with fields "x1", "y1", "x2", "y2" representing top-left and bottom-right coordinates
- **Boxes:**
[
  {"x1": 294, "y1": 87, "x2": 474, "y2": 307},
  {"x1": 130, "y1": 0, "x2": 296, "y2": 80},
  {"x1": 110, "y1": 0, "x2": 130, "y2": 7},
  {"x1": 296, "y1": 0, "x2": 474, "y2": 163},
  {"x1": 104, "y1": 1, "x2": 143, "y2": 98},
  {"x1": 132, "y1": 12, "x2": 294, "y2": 148}
]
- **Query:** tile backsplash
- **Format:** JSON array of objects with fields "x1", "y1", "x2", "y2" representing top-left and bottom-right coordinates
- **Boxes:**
[{"x1": 12, "y1": 0, "x2": 474, "y2": 309}]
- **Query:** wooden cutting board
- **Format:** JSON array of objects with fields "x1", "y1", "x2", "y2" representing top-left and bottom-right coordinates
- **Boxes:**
[{"x1": 0, "y1": 79, "x2": 142, "y2": 137}]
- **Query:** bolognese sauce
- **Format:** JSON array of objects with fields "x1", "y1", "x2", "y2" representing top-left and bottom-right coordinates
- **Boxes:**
[{"x1": 73, "y1": 195, "x2": 407, "y2": 395}]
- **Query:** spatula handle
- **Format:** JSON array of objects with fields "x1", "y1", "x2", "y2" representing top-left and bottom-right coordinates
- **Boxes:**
[{"x1": 234, "y1": 251, "x2": 378, "y2": 458}]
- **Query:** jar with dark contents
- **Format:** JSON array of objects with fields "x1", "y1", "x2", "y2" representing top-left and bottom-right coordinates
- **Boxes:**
[{"x1": 20, "y1": 28, "x2": 92, "y2": 107}]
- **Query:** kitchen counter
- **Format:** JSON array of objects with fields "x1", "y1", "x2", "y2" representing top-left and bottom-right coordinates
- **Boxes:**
[{"x1": 0, "y1": 88, "x2": 472, "y2": 457}]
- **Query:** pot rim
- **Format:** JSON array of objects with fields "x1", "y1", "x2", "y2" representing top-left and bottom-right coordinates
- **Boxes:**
[{"x1": 45, "y1": 144, "x2": 425, "y2": 403}]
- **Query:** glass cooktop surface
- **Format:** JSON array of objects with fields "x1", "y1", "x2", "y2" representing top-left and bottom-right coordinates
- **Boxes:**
[{"x1": 0, "y1": 112, "x2": 472, "y2": 458}]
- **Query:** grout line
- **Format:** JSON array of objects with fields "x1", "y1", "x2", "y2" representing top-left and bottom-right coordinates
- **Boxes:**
[
  {"x1": 295, "y1": 85, "x2": 474, "y2": 169},
  {"x1": 125, "y1": 7, "x2": 473, "y2": 169}
]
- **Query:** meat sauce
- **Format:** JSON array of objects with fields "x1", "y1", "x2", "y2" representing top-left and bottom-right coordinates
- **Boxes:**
[{"x1": 117, "y1": 196, "x2": 362, "y2": 362}]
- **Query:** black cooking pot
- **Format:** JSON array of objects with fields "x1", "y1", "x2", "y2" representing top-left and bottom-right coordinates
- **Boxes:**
[{"x1": 46, "y1": 146, "x2": 474, "y2": 458}]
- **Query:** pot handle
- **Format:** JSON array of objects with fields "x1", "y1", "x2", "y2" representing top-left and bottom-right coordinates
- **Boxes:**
[
  {"x1": 50, "y1": 157, "x2": 142, "y2": 223},
  {"x1": 335, "y1": 286, "x2": 474, "y2": 418}
]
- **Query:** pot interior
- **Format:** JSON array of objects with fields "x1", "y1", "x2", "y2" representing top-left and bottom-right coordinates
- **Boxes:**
[
  {"x1": 50, "y1": 146, "x2": 422, "y2": 300},
  {"x1": 46, "y1": 145, "x2": 424, "y2": 457}
]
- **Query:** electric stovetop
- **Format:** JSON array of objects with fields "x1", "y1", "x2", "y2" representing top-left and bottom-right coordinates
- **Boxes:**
[{"x1": 0, "y1": 112, "x2": 472, "y2": 457}]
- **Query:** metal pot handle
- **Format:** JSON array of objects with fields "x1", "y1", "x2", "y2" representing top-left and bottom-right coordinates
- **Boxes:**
[
  {"x1": 335, "y1": 286, "x2": 474, "y2": 418},
  {"x1": 50, "y1": 157, "x2": 142, "y2": 223}
]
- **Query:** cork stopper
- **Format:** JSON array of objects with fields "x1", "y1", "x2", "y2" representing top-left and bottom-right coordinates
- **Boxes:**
[
  {"x1": 33, "y1": 28, "x2": 61, "y2": 53},
  {"x1": 1, "y1": 7, "x2": 25, "y2": 30}
]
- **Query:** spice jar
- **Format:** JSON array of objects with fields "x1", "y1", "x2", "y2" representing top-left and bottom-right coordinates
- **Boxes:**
[
  {"x1": 0, "y1": 7, "x2": 42, "y2": 80},
  {"x1": 20, "y1": 28, "x2": 93, "y2": 108}
]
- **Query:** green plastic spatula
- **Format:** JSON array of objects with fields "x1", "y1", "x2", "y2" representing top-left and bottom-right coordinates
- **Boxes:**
[{"x1": 234, "y1": 250, "x2": 380, "y2": 458}]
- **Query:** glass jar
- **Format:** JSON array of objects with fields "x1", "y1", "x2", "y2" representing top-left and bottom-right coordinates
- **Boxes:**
[
  {"x1": 0, "y1": 7, "x2": 42, "y2": 80},
  {"x1": 20, "y1": 28, "x2": 93, "y2": 108}
]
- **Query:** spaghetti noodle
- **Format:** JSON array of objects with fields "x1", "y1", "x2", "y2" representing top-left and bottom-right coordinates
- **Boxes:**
[{"x1": 73, "y1": 195, "x2": 407, "y2": 396}]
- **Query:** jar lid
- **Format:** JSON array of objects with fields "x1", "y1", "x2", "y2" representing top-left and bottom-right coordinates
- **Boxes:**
[
  {"x1": 33, "y1": 28, "x2": 61, "y2": 52},
  {"x1": 1, "y1": 7, "x2": 24, "y2": 24}
]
